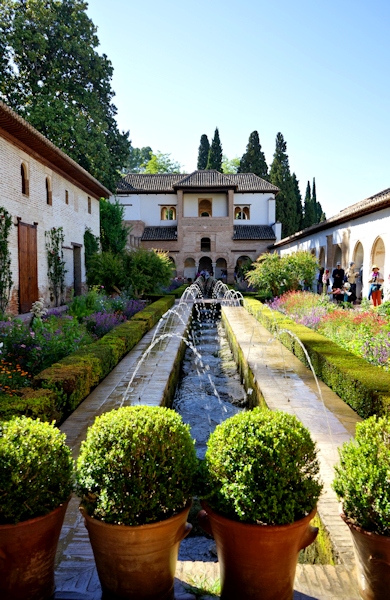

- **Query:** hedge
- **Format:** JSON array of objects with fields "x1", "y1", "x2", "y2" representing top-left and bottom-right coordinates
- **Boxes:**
[
  {"x1": 0, "y1": 296, "x2": 175, "y2": 423},
  {"x1": 244, "y1": 298, "x2": 390, "y2": 418}
]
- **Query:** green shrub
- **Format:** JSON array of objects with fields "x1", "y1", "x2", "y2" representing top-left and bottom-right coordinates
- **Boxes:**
[
  {"x1": 201, "y1": 408, "x2": 322, "y2": 525},
  {"x1": 0, "y1": 388, "x2": 60, "y2": 422},
  {"x1": 77, "y1": 406, "x2": 198, "y2": 526},
  {"x1": 0, "y1": 417, "x2": 74, "y2": 524},
  {"x1": 333, "y1": 416, "x2": 390, "y2": 536}
]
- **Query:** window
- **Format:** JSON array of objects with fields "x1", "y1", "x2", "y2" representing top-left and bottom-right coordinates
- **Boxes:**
[
  {"x1": 199, "y1": 199, "x2": 212, "y2": 217},
  {"x1": 46, "y1": 177, "x2": 52, "y2": 205},
  {"x1": 65, "y1": 190, "x2": 69, "y2": 204},
  {"x1": 88, "y1": 196, "x2": 91, "y2": 214},
  {"x1": 201, "y1": 237, "x2": 211, "y2": 252},
  {"x1": 161, "y1": 206, "x2": 176, "y2": 220},
  {"x1": 234, "y1": 206, "x2": 250, "y2": 220},
  {"x1": 21, "y1": 164, "x2": 29, "y2": 196}
]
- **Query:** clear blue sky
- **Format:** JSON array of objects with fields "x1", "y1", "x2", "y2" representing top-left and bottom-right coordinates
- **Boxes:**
[{"x1": 86, "y1": 0, "x2": 389, "y2": 218}]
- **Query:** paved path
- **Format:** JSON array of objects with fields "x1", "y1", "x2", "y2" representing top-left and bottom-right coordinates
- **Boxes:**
[{"x1": 54, "y1": 303, "x2": 361, "y2": 599}]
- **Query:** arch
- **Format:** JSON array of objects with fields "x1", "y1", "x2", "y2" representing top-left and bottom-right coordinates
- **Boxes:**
[
  {"x1": 21, "y1": 163, "x2": 29, "y2": 195},
  {"x1": 215, "y1": 257, "x2": 227, "y2": 281},
  {"x1": 46, "y1": 177, "x2": 52, "y2": 205},
  {"x1": 201, "y1": 237, "x2": 211, "y2": 252},
  {"x1": 371, "y1": 236, "x2": 385, "y2": 273},
  {"x1": 161, "y1": 206, "x2": 176, "y2": 220},
  {"x1": 184, "y1": 257, "x2": 196, "y2": 281},
  {"x1": 198, "y1": 256, "x2": 213, "y2": 274},
  {"x1": 352, "y1": 241, "x2": 364, "y2": 271},
  {"x1": 234, "y1": 206, "x2": 250, "y2": 220},
  {"x1": 333, "y1": 246, "x2": 342, "y2": 268},
  {"x1": 318, "y1": 247, "x2": 325, "y2": 268},
  {"x1": 199, "y1": 199, "x2": 212, "y2": 217}
]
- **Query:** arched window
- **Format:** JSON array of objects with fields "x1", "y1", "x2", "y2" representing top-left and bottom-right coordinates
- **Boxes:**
[
  {"x1": 201, "y1": 237, "x2": 211, "y2": 252},
  {"x1": 21, "y1": 164, "x2": 28, "y2": 195},
  {"x1": 46, "y1": 177, "x2": 52, "y2": 205},
  {"x1": 234, "y1": 206, "x2": 250, "y2": 219},
  {"x1": 199, "y1": 199, "x2": 212, "y2": 217},
  {"x1": 161, "y1": 206, "x2": 176, "y2": 220}
]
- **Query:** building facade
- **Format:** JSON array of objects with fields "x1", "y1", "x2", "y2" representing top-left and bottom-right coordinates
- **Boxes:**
[
  {"x1": 272, "y1": 187, "x2": 390, "y2": 299},
  {"x1": 0, "y1": 100, "x2": 110, "y2": 314},
  {"x1": 114, "y1": 170, "x2": 280, "y2": 282}
]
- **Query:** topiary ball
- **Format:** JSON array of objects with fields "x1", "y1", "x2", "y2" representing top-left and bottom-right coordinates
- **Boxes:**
[
  {"x1": 76, "y1": 406, "x2": 198, "y2": 526},
  {"x1": 202, "y1": 408, "x2": 322, "y2": 525},
  {"x1": 0, "y1": 416, "x2": 74, "y2": 525},
  {"x1": 333, "y1": 415, "x2": 390, "y2": 535}
]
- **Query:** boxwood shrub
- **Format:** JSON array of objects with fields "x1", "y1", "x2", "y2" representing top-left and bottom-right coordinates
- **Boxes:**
[
  {"x1": 0, "y1": 416, "x2": 73, "y2": 524},
  {"x1": 76, "y1": 406, "x2": 198, "y2": 526},
  {"x1": 245, "y1": 298, "x2": 390, "y2": 418},
  {"x1": 333, "y1": 416, "x2": 390, "y2": 536},
  {"x1": 201, "y1": 408, "x2": 322, "y2": 525}
]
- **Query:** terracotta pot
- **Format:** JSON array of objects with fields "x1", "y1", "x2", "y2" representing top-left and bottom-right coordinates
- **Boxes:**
[
  {"x1": 81, "y1": 502, "x2": 192, "y2": 600},
  {"x1": 341, "y1": 513, "x2": 390, "y2": 600},
  {"x1": 198, "y1": 501, "x2": 318, "y2": 600},
  {"x1": 0, "y1": 500, "x2": 69, "y2": 600}
]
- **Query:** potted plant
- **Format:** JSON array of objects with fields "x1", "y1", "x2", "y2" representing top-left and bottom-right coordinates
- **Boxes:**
[
  {"x1": 333, "y1": 415, "x2": 390, "y2": 600},
  {"x1": 0, "y1": 416, "x2": 73, "y2": 600},
  {"x1": 76, "y1": 405, "x2": 198, "y2": 600},
  {"x1": 198, "y1": 408, "x2": 323, "y2": 600}
]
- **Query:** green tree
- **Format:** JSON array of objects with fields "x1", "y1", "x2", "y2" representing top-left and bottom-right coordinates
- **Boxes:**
[
  {"x1": 312, "y1": 178, "x2": 326, "y2": 222},
  {"x1": 86, "y1": 251, "x2": 126, "y2": 294},
  {"x1": 122, "y1": 249, "x2": 174, "y2": 297},
  {"x1": 222, "y1": 155, "x2": 240, "y2": 174},
  {"x1": 197, "y1": 134, "x2": 210, "y2": 170},
  {"x1": 302, "y1": 181, "x2": 316, "y2": 228},
  {"x1": 238, "y1": 131, "x2": 268, "y2": 179},
  {"x1": 84, "y1": 227, "x2": 100, "y2": 272},
  {"x1": 100, "y1": 199, "x2": 129, "y2": 254},
  {"x1": 206, "y1": 127, "x2": 223, "y2": 171},
  {"x1": 269, "y1": 133, "x2": 298, "y2": 237},
  {"x1": 291, "y1": 173, "x2": 303, "y2": 232},
  {"x1": 0, "y1": 206, "x2": 13, "y2": 314},
  {"x1": 143, "y1": 151, "x2": 182, "y2": 174},
  {"x1": 0, "y1": 0, "x2": 130, "y2": 191},
  {"x1": 246, "y1": 251, "x2": 318, "y2": 297},
  {"x1": 122, "y1": 146, "x2": 152, "y2": 174}
]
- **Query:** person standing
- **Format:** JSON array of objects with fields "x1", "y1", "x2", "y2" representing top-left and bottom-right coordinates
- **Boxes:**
[
  {"x1": 345, "y1": 261, "x2": 359, "y2": 297},
  {"x1": 332, "y1": 262, "x2": 345, "y2": 303},
  {"x1": 369, "y1": 265, "x2": 384, "y2": 307}
]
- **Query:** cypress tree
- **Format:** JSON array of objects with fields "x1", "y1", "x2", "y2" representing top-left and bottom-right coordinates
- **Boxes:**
[
  {"x1": 197, "y1": 134, "x2": 210, "y2": 170},
  {"x1": 269, "y1": 133, "x2": 298, "y2": 237},
  {"x1": 238, "y1": 130, "x2": 268, "y2": 179},
  {"x1": 302, "y1": 181, "x2": 316, "y2": 228},
  {"x1": 291, "y1": 173, "x2": 303, "y2": 232},
  {"x1": 206, "y1": 127, "x2": 223, "y2": 171}
]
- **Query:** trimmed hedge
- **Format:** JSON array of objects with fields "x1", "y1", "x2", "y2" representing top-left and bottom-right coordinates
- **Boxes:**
[
  {"x1": 244, "y1": 298, "x2": 390, "y2": 418},
  {"x1": 25, "y1": 297, "x2": 175, "y2": 422},
  {"x1": 0, "y1": 388, "x2": 60, "y2": 422}
]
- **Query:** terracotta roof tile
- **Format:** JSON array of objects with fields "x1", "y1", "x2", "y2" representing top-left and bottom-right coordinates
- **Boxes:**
[
  {"x1": 141, "y1": 226, "x2": 178, "y2": 241},
  {"x1": 233, "y1": 225, "x2": 276, "y2": 240}
]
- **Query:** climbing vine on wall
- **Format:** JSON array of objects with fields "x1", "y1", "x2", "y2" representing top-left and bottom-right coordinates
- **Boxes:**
[
  {"x1": 0, "y1": 206, "x2": 13, "y2": 315},
  {"x1": 45, "y1": 227, "x2": 67, "y2": 307}
]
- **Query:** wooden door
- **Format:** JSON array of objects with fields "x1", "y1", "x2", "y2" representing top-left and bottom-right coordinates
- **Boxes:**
[{"x1": 18, "y1": 222, "x2": 39, "y2": 313}]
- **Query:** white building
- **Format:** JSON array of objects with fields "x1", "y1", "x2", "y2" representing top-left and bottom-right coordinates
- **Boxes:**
[
  {"x1": 272, "y1": 188, "x2": 390, "y2": 298},
  {"x1": 114, "y1": 170, "x2": 280, "y2": 282},
  {"x1": 0, "y1": 100, "x2": 110, "y2": 314}
]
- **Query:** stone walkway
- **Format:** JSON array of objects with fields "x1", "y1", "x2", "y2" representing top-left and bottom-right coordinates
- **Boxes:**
[{"x1": 55, "y1": 302, "x2": 361, "y2": 599}]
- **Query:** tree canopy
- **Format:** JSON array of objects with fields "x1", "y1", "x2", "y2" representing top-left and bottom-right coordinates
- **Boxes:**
[
  {"x1": 269, "y1": 133, "x2": 300, "y2": 237},
  {"x1": 206, "y1": 127, "x2": 223, "y2": 171},
  {"x1": 122, "y1": 146, "x2": 153, "y2": 173},
  {"x1": 100, "y1": 199, "x2": 129, "y2": 255},
  {"x1": 222, "y1": 155, "x2": 240, "y2": 174},
  {"x1": 246, "y1": 251, "x2": 318, "y2": 297},
  {"x1": 238, "y1": 130, "x2": 268, "y2": 179},
  {"x1": 143, "y1": 151, "x2": 182, "y2": 174},
  {"x1": 197, "y1": 134, "x2": 210, "y2": 170},
  {"x1": 0, "y1": 0, "x2": 130, "y2": 191}
]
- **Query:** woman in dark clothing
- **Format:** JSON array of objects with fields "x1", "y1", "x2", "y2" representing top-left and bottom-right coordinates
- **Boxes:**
[{"x1": 332, "y1": 262, "x2": 345, "y2": 302}]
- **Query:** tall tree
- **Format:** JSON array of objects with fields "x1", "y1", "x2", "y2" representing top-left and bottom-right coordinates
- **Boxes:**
[
  {"x1": 0, "y1": 0, "x2": 130, "y2": 191},
  {"x1": 197, "y1": 134, "x2": 210, "y2": 170},
  {"x1": 291, "y1": 173, "x2": 303, "y2": 232},
  {"x1": 269, "y1": 133, "x2": 298, "y2": 237},
  {"x1": 143, "y1": 151, "x2": 182, "y2": 173},
  {"x1": 100, "y1": 199, "x2": 130, "y2": 255},
  {"x1": 311, "y1": 177, "x2": 326, "y2": 222},
  {"x1": 238, "y1": 130, "x2": 268, "y2": 179},
  {"x1": 302, "y1": 181, "x2": 316, "y2": 228},
  {"x1": 206, "y1": 127, "x2": 223, "y2": 171},
  {"x1": 222, "y1": 155, "x2": 240, "y2": 174},
  {"x1": 122, "y1": 146, "x2": 152, "y2": 174}
]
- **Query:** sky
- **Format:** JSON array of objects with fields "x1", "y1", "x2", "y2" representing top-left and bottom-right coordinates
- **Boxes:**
[{"x1": 86, "y1": 0, "x2": 390, "y2": 218}]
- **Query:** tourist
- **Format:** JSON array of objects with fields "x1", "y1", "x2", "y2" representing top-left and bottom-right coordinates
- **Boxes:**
[
  {"x1": 317, "y1": 267, "x2": 325, "y2": 294},
  {"x1": 368, "y1": 265, "x2": 384, "y2": 307},
  {"x1": 332, "y1": 262, "x2": 345, "y2": 303},
  {"x1": 345, "y1": 262, "x2": 359, "y2": 297},
  {"x1": 322, "y1": 269, "x2": 330, "y2": 294}
]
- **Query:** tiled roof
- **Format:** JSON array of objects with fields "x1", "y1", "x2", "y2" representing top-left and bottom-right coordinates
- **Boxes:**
[
  {"x1": 233, "y1": 225, "x2": 276, "y2": 240},
  {"x1": 141, "y1": 226, "x2": 177, "y2": 241},
  {"x1": 273, "y1": 187, "x2": 390, "y2": 247},
  {"x1": 117, "y1": 171, "x2": 279, "y2": 194},
  {"x1": 0, "y1": 100, "x2": 111, "y2": 198}
]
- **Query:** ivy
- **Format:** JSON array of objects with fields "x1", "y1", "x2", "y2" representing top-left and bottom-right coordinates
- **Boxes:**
[
  {"x1": 45, "y1": 227, "x2": 67, "y2": 307},
  {"x1": 0, "y1": 206, "x2": 13, "y2": 315}
]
